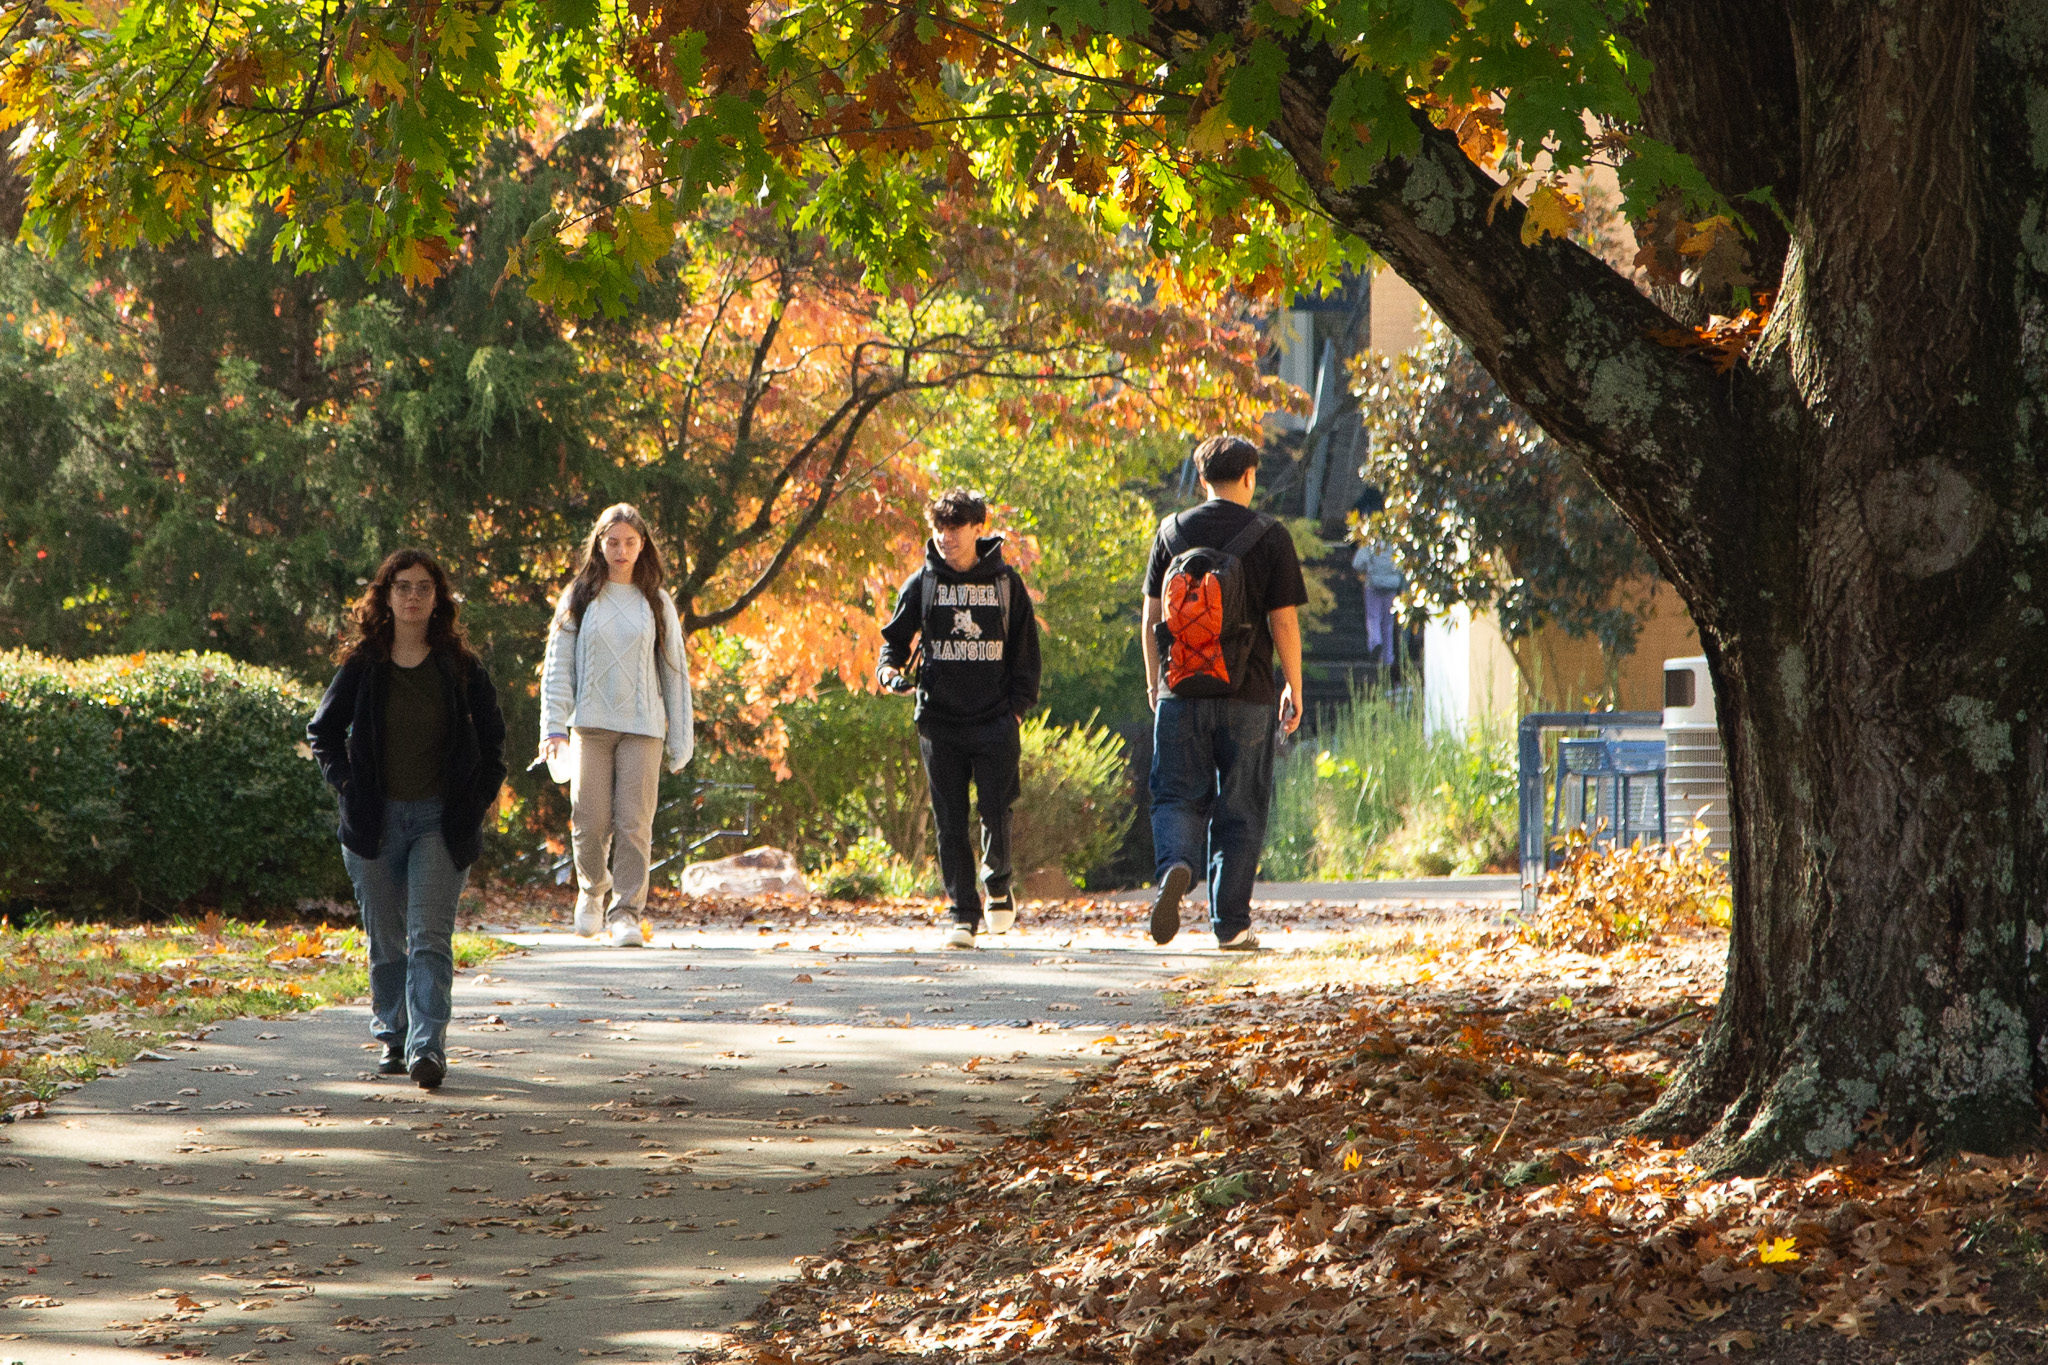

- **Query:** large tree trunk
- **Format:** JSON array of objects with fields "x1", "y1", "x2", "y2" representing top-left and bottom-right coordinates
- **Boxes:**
[{"x1": 1168, "y1": 0, "x2": 2048, "y2": 1168}]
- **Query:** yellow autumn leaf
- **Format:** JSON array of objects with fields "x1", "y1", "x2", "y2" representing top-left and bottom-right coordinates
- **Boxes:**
[
  {"x1": 1520, "y1": 182, "x2": 1582, "y2": 246},
  {"x1": 613, "y1": 201, "x2": 676, "y2": 271},
  {"x1": 323, "y1": 210, "x2": 355, "y2": 252},
  {"x1": 1678, "y1": 214, "x2": 1739, "y2": 257},
  {"x1": 436, "y1": 7, "x2": 480, "y2": 60},
  {"x1": 1187, "y1": 104, "x2": 1237, "y2": 156},
  {"x1": 1756, "y1": 1236, "x2": 1799, "y2": 1264},
  {"x1": 156, "y1": 170, "x2": 197, "y2": 218},
  {"x1": 1342, "y1": 1149, "x2": 1362, "y2": 1172},
  {"x1": 351, "y1": 39, "x2": 412, "y2": 102}
]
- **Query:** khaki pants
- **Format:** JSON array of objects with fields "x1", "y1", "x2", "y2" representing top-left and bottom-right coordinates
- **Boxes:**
[{"x1": 570, "y1": 727, "x2": 665, "y2": 928}]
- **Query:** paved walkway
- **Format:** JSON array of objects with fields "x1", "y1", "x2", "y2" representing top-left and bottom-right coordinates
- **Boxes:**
[
  {"x1": 0, "y1": 927, "x2": 1215, "y2": 1363},
  {"x1": 0, "y1": 885, "x2": 1516, "y2": 1362}
]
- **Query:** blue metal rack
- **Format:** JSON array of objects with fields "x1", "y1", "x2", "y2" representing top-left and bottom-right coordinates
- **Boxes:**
[
  {"x1": 1516, "y1": 711, "x2": 1663, "y2": 916},
  {"x1": 1550, "y1": 737, "x2": 1667, "y2": 853}
]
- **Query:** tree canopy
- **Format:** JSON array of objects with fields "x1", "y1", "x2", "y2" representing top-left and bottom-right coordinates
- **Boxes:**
[{"x1": 0, "y1": 0, "x2": 1738, "y2": 311}]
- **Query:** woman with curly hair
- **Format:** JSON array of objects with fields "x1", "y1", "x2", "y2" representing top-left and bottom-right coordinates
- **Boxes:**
[
  {"x1": 539, "y1": 504, "x2": 694, "y2": 945},
  {"x1": 307, "y1": 549, "x2": 508, "y2": 1089}
]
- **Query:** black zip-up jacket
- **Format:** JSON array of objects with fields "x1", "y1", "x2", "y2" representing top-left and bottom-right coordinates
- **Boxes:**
[
  {"x1": 305, "y1": 649, "x2": 508, "y2": 870},
  {"x1": 878, "y1": 535, "x2": 1041, "y2": 729}
]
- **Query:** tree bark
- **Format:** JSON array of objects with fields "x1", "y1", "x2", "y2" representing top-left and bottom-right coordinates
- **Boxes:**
[{"x1": 1161, "y1": 0, "x2": 2048, "y2": 1168}]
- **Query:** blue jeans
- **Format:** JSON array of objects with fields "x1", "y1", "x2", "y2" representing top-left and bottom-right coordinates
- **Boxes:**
[
  {"x1": 342, "y1": 798, "x2": 466, "y2": 1063},
  {"x1": 1150, "y1": 697, "x2": 1277, "y2": 940}
]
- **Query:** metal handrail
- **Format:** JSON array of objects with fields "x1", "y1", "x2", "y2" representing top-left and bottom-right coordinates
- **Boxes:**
[
  {"x1": 507, "y1": 780, "x2": 758, "y2": 886},
  {"x1": 649, "y1": 783, "x2": 757, "y2": 875}
]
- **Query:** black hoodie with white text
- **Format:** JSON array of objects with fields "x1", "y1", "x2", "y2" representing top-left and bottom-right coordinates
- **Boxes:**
[{"x1": 878, "y1": 535, "x2": 1041, "y2": 729}]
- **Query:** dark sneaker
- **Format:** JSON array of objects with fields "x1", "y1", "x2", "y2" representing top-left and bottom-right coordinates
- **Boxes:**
[
  {"x1": 1217, "y1": 930, "x2": 1261, "y2": 952},
  {"x1": 377, "y1": 1044, "x2": 406, "y2": 1076},
  {"x1": 984, "y1": 895, "x2": 1016, "y2": 935},
  {"x1": 408, "y1": 1053, "x2": 446, "y2": 1090},
  {"x1": 943, "y1": 921, "x2": 980, "y2": 950},
  {"x1": 1150, "y1": 864, "x2": 1192, "y2": 945}
]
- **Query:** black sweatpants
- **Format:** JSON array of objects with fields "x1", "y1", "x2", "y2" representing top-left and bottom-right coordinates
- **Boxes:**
[{"x1": 917, "y1": 719, "x2": 1020, "y2": 926}]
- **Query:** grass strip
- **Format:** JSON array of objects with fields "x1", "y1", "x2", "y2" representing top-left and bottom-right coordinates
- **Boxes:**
[{"x1": 0, "y1": 912, "x2": 514, "y2": 1110}]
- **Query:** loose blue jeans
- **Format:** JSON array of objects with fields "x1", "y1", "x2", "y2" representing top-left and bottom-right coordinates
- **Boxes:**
[
  {"x1": 342, "y1": 798, "x2": 466, "y2": 1064},
  {"x1": 1149, "y1": 697, "x2": 1277, "y2": 941}
]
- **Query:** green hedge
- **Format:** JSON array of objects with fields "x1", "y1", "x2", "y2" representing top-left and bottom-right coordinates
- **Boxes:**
[{"x1": 0, "y1": 651, "x2": 347, "y2": 912}]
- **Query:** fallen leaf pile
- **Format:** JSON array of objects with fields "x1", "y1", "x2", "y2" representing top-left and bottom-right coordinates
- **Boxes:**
[
  {"x1": 1522, "y1": 823, "x2": 1731, "y2": 955},
  {"x1": 721, "y1": 928, "x2": 2048, "y2": 1363},
  {"x1": 0, "y1": 915, "x2": 512, "y2": 1109}
]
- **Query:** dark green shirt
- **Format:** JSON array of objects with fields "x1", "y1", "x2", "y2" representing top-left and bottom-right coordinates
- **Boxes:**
[{"x1": 381, "y1": 657, "x2": 448, "y2": 801}]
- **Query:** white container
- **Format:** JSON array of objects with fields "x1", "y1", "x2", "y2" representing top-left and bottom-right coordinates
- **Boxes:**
[
  {"x1": 1662, "y1": 656, "x2": 1730, "y2": 854},
  {"x1": 1662, "y1": 655, "x2": 1716, "y2": 727}
]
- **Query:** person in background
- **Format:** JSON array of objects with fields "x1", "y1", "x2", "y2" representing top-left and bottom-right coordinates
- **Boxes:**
[
  {"x1": 540, "y1": 504, "x2": 694, "y2": 947},
  {"x1": 878, "y1": 488, "x2": 1042, "y2": 950},
  {"x1": 307, "y1": 550, "x2": 508, "y2": 1090},
  {"x1": 1141, "y1": 435, "x2": 1307, "y2": 951},
  {"x1": 1349, "y1": 484, "x2": 1405, "y2": 679}
]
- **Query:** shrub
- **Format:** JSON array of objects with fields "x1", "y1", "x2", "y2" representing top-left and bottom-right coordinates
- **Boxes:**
[
  {"x1": 1265, "y1": 691, "x2": 1518, "y2": 880},
  {"x1": 813, "y1": 832, "x2": 935, "y2": 900},
  {"x1": 0, "y1": 651, "x2": 346, "y2": 912},
  {"x1": 1383, "y1": 724, "x2": 1520, "y2": 876},
  {"x1": 772, "y1": 686, "x2": 929, "y2": 864},
  {"x1": 1517, "y1": 823, "x2": 1731, "y2": 954},
  {"x1": 1010, "y1": 714, "x2": 1135, "y2": 887}
]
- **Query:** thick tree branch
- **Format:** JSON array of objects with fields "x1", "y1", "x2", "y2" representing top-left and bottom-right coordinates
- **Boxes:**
[
  {"x1": 1267, "y1": 103, "x2": 1752, "y2": 610},
  {"x1": 684, "y1": 387, "x2": 890, "y2": 631}
]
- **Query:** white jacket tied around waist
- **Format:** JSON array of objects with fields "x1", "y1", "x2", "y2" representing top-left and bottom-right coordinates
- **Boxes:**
[{"x1": 540, "y1": 582, "x2": 694, "y2": 772}]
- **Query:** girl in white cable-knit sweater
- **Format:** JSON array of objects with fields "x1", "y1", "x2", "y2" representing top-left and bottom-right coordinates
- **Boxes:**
[{"x1": 540, "y1": 504, "x2": 694, "y2": 944}]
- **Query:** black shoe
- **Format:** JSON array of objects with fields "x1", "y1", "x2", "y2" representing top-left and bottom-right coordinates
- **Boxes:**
[
  {"x1": 377, "y1": 1044, "x2": 406, "y2": 1075},
  {"x1": 408, "y1": 1053, "x2": 446, "y2": 1090},
  {"x1": 1150, "y1": 863, "x2": 1192, "y2": 945}
]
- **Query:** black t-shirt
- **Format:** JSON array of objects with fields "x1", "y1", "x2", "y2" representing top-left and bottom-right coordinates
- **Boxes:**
[
  {"x1": 380, "y1": 658, "x2": 448, "y2": 800},
  {"x1": 1144, "y1": 500, "x2": 1309, "y2": 707}
]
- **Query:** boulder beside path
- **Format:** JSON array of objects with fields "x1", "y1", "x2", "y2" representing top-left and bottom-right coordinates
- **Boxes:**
[{"x1": 678, "y1": 845, "x2": 809, "y2": 896}]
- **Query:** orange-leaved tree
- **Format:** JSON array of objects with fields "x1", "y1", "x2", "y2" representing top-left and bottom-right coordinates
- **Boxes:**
[{"x1": 578, "y1": 181, "x2": 1288, "y2": 745}]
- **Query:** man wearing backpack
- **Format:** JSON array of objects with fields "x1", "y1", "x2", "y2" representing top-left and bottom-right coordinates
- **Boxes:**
[
  {"x1": 1142, "y1": 435, "x2": 1307, "y2": 950},
  {"x1": 878, "y1": 489, "x2": 1043, "y2": 949}
]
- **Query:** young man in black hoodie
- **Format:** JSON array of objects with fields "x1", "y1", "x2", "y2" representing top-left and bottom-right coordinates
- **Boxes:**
[{"x1": 879, "y1": 489, "x2": 1043, "y2": 949}]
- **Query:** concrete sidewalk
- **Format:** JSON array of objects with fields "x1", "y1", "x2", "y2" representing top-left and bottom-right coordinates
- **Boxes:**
[
  {"x1": 1100, "y1": 873, "x2": 1519, "y2": 905},
  {"x1": 0, "y1": 931, "x2": 1204, "y2": 1363}
]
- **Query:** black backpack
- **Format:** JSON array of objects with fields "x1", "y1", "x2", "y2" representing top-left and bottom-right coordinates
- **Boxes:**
[{"x1": 1153, "y1": 511, "x2": 1275, "y2": 699}]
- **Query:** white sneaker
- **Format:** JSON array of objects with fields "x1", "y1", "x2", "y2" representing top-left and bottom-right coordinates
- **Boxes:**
[
  {"x1": 608, "y1": 917, "x2": 645, "y2": 948},
  {"x1": 573, "y1": 900, "x2": 602, "y2": 937},
  {"x1": 943, "y1": 922, "x2": 979, "y2": 950},
  {"x1": 984, "y1": 897, "x2": 1015, "y2": 935},
  {"x1": 1217, "y1": 929, "x2": 1261, "y2": 952}
]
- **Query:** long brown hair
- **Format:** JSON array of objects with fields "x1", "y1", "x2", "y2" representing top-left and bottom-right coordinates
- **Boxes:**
[
  {"x1": 563, "y1": 504, "x2": 669, "y2": 660},
  {"x1": 344, "y1": 549, "x2": 480, "y2": 667}
]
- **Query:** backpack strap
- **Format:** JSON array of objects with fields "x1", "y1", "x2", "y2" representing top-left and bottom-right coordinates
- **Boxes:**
[
  {"x1": 910, "y1": 564, "x2": 936, "y2": 679},
  {"x1": 1160, "y1": 512, "x2": 1193, "y2": 558},
  {"x1": 1221, "y1": 512, "x2": 1278, "y2": 559}
]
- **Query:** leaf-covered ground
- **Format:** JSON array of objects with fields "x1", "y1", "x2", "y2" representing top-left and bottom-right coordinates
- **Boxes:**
[
  {"x1": 0, "y1": 916, "x2": 513, "y2": 1115},
  {"x1": 700, "y1": 925, "x2": 2048, "y2": 1364},
  {"x1": 468, "y1": 883, "x2": 1170, "y2": 935}
]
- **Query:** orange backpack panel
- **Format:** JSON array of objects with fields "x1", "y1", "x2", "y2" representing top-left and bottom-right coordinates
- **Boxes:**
[{"x1": 1163, "y1": 570, "x2": 1229, "y2": 690}]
